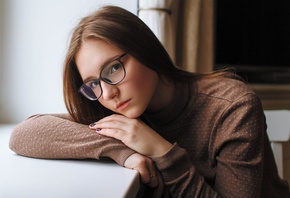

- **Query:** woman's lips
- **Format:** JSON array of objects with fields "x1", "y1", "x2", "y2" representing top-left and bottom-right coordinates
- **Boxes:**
[{"x1": 116, "y1": 99, "x2": 131, "y2": 110}]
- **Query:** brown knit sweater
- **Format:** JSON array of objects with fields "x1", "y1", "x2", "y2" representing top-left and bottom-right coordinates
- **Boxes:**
[{"x1": 9, "y1": 77, "x2": 290, "y2": 197}]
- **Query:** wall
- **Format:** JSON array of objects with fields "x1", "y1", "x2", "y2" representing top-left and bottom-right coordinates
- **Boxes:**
[
  {"x1": 0, "y1": 0, "x2": 4, "y2": 122},
  {"x1": 0, "y1": 0, "x2": 137, "y2": 123}
]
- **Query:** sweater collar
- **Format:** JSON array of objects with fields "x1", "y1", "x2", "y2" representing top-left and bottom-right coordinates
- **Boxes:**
[{"x1": 142, "y1": 81, "x2": 189, "y2": 127}]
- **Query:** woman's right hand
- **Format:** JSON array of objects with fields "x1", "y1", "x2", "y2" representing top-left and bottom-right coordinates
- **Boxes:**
[{"x1": 124, "y1": 153, "x2": 162, "y2": 190}]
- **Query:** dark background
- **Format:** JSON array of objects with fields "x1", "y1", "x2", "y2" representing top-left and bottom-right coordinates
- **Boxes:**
[{"x1": 214, "y1": 0, "x2": 290, "y2": 84}]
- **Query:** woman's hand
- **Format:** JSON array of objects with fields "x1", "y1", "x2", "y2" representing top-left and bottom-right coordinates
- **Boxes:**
[
  {"x1": 89, "y1": 114, "x2": 173, "y2": 158},
  {"x1": 124, "y1": 153, "x2": 158, "y2": 187},
  {"x1": 124, "y1": 153, "x2": 164, "y2": 197}
]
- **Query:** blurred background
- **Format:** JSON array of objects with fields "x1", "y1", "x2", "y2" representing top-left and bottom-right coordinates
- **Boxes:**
[
  {"x1": 0, "y1": 0, "x2": 137, "y2": 123},
  {"x1": 1, "y1": 0, "x2": 290, "y2": 122}
]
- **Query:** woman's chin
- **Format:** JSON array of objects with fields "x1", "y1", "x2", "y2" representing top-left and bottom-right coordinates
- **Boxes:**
[{"x1": 121, "y1": 109, "x2": 143, "y2": 119}]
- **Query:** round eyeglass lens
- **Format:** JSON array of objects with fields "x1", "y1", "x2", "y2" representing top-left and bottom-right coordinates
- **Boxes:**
[
  {"x1": 79, "y1": 53, "x2": 126, "y2": 101},
  {"x1": 101, "y1": 60, "x2": 125, "y2": 84},
  {"x1": 80, "y1": 82, "x2": 101, "y2": 100}
]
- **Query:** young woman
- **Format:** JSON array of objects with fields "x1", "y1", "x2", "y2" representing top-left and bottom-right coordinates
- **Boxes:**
[{"x1": 10, "y1": 6, "x2": 290, "y2": 197}]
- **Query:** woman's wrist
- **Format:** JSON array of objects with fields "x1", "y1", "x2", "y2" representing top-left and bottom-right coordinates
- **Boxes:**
[{"x1": 150, "y1": 140, "x2": 173, "y2": 158}]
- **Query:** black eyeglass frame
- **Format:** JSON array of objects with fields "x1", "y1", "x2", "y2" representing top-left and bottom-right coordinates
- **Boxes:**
[{"x1": 78, "y1": 52, "x2": 127, "y2": 101}]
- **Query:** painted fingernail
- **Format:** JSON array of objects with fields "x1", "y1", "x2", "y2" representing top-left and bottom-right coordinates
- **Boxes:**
[
  {"x1": 96, "y1": 128, "x2": 102, "y2": 131},
  {"x1": 89, "y1": 123, "x2": 96, "y2": 127}
]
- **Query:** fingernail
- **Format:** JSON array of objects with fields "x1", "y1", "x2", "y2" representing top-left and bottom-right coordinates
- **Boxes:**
[
  {"x1": 89, "y1": 123, "x2": 96, "y2": 127},
  {"x1": 96, "y1": 128, "x2": 102, "y2": 131}
]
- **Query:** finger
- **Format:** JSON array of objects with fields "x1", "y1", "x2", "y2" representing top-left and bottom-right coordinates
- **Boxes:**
[
  {"x1": 132, "y1": 166, "x2": 151, "y2": 184},
  {"x1": 148, "y1": 173, "x2": 158, "y2": 188},
  {"x1": 95, "y1": 128, "x2": 125, "y2": 141},
  {"x1": 152, "y1": 171, "x2": 164, "y2": 197},
  {"x1": 93, "y1": 121, "x2": 138, "y2": 144},
  {"x1": 89, "y1": 114, "x2": 127, "y2": 129},
  {"x1": 131, "y1": 159, "x2": 157, "y2": 186},
  {"x1": 97, "y1": 114, "x2": 129, "y2": 124},
  {"x1": 92, "y1": 119, "x2": 132, "y2": 135},
  {"x1": 146, "y1": 162, "x2": 159, "y2": 188},
  {"x1": 93, "y1": 120, "x2": 126, "y2": 131}
]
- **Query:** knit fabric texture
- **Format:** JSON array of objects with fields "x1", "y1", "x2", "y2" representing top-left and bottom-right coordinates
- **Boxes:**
[{"x1": 10, "y1": 77, "x2": 290, "y2": 197}]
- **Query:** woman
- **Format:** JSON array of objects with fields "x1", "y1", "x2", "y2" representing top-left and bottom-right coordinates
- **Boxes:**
[{"x1": 9, "y1": 5, "x2": 290, "y2": 197}]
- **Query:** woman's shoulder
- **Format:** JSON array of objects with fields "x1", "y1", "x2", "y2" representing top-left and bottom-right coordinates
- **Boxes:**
[{"x1": 193, "y1": 75, "x2": 256, "y2": 103}]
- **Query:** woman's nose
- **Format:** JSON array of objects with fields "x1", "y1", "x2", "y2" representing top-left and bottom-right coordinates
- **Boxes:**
[{"x1": 100, "y1": 82, "x2": 119, "y2": 100}]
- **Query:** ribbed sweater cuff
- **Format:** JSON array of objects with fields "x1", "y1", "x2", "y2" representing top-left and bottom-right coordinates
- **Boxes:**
[
  {"x1": 152, "y1": 143, "x2": 191, "y2": 182},
  {"x1": 114, "y1": 150, "x2": 136, "y2": 166}
]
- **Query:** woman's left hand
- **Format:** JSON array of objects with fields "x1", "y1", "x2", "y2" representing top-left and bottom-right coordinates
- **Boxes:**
[{"x1": 90, "y1": 114, "x2": 172, "y2": 158}]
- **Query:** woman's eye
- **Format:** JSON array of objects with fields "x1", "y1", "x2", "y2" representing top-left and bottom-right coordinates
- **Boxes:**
[
  {"x1": 109, "y1": 63, "x2": 121, "y2": 74},
  {"x1": 89, "y1": 80, "x2": 99, "y2": 88}
]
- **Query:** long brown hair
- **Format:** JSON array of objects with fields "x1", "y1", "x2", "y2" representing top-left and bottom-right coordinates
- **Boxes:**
[{"x1": 63, "y1": 5, "x2": 239, "y2": 124}]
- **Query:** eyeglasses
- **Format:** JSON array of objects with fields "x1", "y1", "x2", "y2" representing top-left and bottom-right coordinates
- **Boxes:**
[{"x1": 79, "y1": 53, "x2": 127, "y2": 101}]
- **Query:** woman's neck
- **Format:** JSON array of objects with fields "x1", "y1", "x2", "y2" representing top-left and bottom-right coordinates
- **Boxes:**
[
  {"x1": 143, "y1": 79, "x2": 190, "y2": 127},
  {"x1": 146, "y1": 75, "x2": 175, "y2": 113}
]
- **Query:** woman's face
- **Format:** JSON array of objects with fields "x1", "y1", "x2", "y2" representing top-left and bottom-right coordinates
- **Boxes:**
[{"x1": 75, "y1": 39, "x2": 160, "y2": 118}]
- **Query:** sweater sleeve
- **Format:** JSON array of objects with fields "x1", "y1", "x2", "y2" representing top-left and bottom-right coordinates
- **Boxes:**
[
  {"x1": 9, "y1": 114, "x2": 135, "y2": 166},
  {"x1": 153, "y1": 144, "x2": 221, "y2": 197},
  {"x1": 212, "y1": 93, "x2": 265, "y2": 197},
  {"x1": 153, "y1": 93, "x2": 265, "y2": 197}
]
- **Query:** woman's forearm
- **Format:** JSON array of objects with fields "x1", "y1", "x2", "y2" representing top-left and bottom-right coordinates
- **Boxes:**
[{"x1": 9, "y1": 114, "x2": 135, "y2": 166}]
